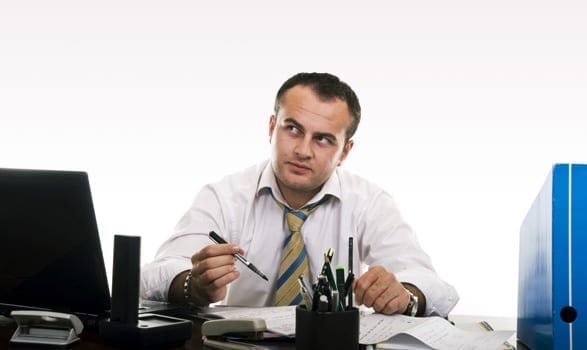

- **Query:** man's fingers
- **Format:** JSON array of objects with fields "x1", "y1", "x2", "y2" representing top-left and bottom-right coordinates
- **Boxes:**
[
  {"x1": 188, "y1": 243, "x2": 245, "y2": 304},
  {"x1": 198, "y1": 267, "x2": 241, "y2": 303},
  {"x1": 193, "y1": 254, "x2": 236, "y2": 275},
  {"x1": 192, "y1": 243, "x2": 243, "y2": 264},
  {"x1": 193, "y1": 263, "x2": 237, "y2": 285},
  {"x1": 205, "y1": 267, "x2": 241, "y2": 290},
  {"x1": 374, "y1": 287, "x2": 408, "y2": 315},
  {"x1": 354, "y1": 266, "x2": 388, "y2": 306},
  {"x1": 354, "y1": 266, "x2": 410, "y2": 315},
  {"x1": 370, "y1": 285, "x2": 393, "y2": 310},
  {"x1": 353, "y1": 268, "x2": 378, "y2": 305}
]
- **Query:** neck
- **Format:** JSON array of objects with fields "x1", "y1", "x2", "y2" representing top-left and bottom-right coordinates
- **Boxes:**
[
  {"x1": 279, "y1": 187, "x2": 320, "y2": 210},
  {"x1": 284, "y1": 194, "x2": 312, "y2": 210}
]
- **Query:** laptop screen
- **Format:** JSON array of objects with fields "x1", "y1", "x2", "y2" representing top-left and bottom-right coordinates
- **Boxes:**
[{"x1": 0, "y1": 168, "x2": 111, "y2": 320}]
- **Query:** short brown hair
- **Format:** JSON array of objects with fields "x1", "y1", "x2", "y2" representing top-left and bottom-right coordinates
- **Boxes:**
[{"x1": 274, "y1": 72, "x2": 361, "y2": 142}]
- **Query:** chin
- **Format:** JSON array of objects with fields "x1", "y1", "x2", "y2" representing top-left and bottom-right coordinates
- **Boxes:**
[
  {"x1": 280, "y1": 176, "x2": 308, "y2": 190},
  {"x1": 290, "y1": 182, "x2": 322, "y2": 195}
]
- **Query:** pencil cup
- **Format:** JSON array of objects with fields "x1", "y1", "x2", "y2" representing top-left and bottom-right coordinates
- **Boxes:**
[{"x1": 295, "y1": 305, "x2": 359, "y2": 350}]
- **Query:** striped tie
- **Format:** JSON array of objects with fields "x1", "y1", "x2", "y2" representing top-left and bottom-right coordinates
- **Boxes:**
[{"x1": 274, "y1": 198, "x2": 327, "y2": 306}]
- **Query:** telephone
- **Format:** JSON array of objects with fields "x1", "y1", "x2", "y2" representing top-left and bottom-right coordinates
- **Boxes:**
[
  {"x1": 10, "y1": 310, "x2": 83, "y2": 347},
  {"x1": 201, "y1": 318, "x2": 267, "y2": 340},
  {"x1": 201, "y1": 319, "x2": 268, "y2": 350}
]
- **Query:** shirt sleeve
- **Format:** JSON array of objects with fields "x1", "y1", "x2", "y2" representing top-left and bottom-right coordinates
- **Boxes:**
[
  {"x1": 356, "y1": 189, "x2": 459, "y2": 317},
  {"x1": 140, "y1": 184, "x2": 226, "y2": 301}
]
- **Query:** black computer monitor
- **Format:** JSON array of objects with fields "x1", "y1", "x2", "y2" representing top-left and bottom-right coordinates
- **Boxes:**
[{"x1": 0, "y1": 168, "x2": 111, "y2": 322}]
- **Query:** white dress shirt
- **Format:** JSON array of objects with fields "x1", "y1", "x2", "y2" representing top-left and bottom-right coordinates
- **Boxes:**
[{"x1": 141, "y1": 160, "x2": 459, "y2": 316}]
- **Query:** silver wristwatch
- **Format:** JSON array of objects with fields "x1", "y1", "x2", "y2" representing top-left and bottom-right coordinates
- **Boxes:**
[{"x1": 404, "y1": 289, "x2": 419, "y2": 317}]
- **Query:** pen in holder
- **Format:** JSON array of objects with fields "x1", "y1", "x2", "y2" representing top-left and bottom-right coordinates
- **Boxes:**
[{"x1": 295, "y1": 305, "x2": 359, "y2": 350}]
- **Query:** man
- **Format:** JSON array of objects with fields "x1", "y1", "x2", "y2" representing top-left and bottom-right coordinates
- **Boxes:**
[{"x1": 141, "y1": 72, "x2": 458, "y2": 317}]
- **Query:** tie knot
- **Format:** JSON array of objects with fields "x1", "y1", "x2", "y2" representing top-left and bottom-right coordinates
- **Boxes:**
[
  {"x1": 284, "y1": 210, "x2": 310, "y2": 234},
  {"x1": 282, "y1": 196, "x2": 329, "y2": 234}
]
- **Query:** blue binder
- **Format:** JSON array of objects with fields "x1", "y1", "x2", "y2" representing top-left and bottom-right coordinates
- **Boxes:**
[{"x1": 518, "y1": 163, "x2": 587, "y2": 349}]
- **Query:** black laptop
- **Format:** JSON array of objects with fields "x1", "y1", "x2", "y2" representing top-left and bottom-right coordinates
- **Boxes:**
[{"x1": 0, "y1": 168, "x2": 184, "y2": 327}]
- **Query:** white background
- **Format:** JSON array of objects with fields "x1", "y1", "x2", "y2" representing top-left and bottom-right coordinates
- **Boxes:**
[{"x1": 1, "y1": 1, "x2": 586, "y2": 317}]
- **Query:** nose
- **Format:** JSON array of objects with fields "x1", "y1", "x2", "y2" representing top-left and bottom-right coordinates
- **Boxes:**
[{"x1": 294, "y1": 136, "x2": 312, "y2": 159}]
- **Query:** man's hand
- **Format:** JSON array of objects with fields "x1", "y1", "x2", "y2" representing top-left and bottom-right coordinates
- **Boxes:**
[
  {"x1": 353, "y1": 266, "x2": 410, "y2": 315},
  {"x1": 188, "y1": 243, "x2": 244, "y2": 304},
  {"x1": 169, "y1": 243, "x2": 243, "y2": 306}
]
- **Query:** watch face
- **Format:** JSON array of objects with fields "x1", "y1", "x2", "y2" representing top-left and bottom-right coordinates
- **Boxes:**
[{"x1": 405, "y1": 291, "x2": 418, "y2": 316}]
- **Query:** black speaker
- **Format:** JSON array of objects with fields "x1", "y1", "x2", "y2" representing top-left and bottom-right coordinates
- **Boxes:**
[
  {"x1": 110, "y1": 235, "x2": 140, "y2": 324},
  {"x1": 99, "y1": 235, "x2": 192, "y2": 347}
]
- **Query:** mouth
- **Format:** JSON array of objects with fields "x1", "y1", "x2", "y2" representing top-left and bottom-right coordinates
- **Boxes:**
[{"x1": 287, "y1": 161, "x2": 311, "y2": 174}]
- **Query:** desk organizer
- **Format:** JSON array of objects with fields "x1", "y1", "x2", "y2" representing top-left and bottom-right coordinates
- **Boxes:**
[
  {"x1": 518, "y1": 163, "x2": 587, "y2": 349},
  {"x1": 295, "y1": 305, "x2": 359, "y2": 350}
]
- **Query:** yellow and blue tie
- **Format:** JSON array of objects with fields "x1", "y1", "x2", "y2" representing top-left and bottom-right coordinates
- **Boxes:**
[{"x1": 274, "y1": 198, "x2": 328, "y2": 306}]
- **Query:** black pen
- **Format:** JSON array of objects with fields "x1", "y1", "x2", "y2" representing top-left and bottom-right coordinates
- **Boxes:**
[
  {"x1": 347, "y1": 236, "x2": 353, "y2": 310},
  {"x1": 208, "y1": 231, "x2": 268, "y2": 281}
]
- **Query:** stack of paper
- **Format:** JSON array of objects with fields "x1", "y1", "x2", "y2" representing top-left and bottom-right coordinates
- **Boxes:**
[
  {"x1": 360, "y1": 313, "x2": 513, "y2": 349},
  {"x1": 198, "y1": 306, "x2": 514, "y2": 349}
]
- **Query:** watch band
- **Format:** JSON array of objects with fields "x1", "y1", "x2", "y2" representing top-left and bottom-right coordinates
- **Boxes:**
[
  {"x1": 183, "y1": 271, "x2": 192, "y2": 303},
  {"x1": 403, "y1": 288, "x2": 419, "y2": 317}
]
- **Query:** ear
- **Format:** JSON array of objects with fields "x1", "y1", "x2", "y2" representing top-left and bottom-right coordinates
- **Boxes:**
[
  {"x1": 269, "y1": 115, "x2": 276, "y2": 142},
  {"x1": 337, "y1": 140, "x2": 354, "y2": 166}
]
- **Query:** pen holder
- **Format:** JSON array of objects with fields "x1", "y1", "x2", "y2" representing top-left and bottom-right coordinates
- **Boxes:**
[{"x1": 295, "y1": 305, "x2": 359, "y2": 350}]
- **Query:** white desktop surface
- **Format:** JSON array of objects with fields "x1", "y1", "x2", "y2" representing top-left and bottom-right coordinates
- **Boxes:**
[
  {"x1": 451, "y1": 314, "x2": 516, "y2": 330},
  {"x1": 451, "y1": 314, "x2": 517, "y2": 348}
]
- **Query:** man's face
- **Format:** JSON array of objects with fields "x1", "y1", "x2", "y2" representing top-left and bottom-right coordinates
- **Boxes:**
[{"x1": 269, "y1": 85, "x2": 354, "y2": 207}]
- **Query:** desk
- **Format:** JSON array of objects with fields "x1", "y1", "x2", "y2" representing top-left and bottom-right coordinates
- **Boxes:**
[
  {"x1": 2, "y1": 314, "x2": 518, "y2": 349},
  {"x1": 0, "y1": 315, "x2": 295, "y2": 349},
  {"x1": 449, "y1": 314, "x2": 517, "y2": 349}
]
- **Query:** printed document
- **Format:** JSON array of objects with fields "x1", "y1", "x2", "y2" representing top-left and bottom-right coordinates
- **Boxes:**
[{"x1": 198, "y1": 306, "x2": 514, "y2": 349}]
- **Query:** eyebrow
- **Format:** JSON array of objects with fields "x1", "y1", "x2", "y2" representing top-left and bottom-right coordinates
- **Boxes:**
[{"x1": 283, "y1": 117, "x2": 338, "y2": 144}]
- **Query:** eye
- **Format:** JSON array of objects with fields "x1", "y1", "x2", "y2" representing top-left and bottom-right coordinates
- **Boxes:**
[
  {"x1": 315, "y1": 135, "x2": 333, "y2": 145},
  {"x1": 286, "y1": 125, "x2": 300, "y2": 134}
]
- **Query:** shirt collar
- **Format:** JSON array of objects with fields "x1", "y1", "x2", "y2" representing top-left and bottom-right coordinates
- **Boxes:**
[{"x1": 257, "y1": 161, "x2": 341, "y2": 207}]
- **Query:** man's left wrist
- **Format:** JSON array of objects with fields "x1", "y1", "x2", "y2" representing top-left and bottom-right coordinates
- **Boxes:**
[
  {"x1": 403, "y1": 288, "x2": 419, "y2": 316},
  {"x1": 402, "y1": 283, "x2": 426, "y2": 317}
]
